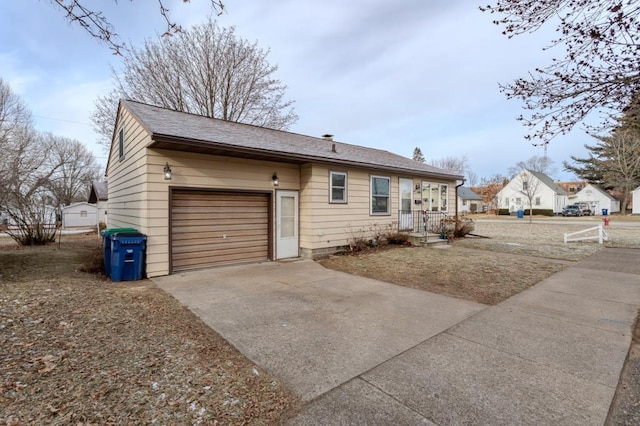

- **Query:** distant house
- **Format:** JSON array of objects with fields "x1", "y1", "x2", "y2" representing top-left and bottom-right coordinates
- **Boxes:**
[
  {"x1": 556, "y1": 180, "x2": 587, "y2": 196},
  {"x1": 569, "y1": 183, "x2": 620, "y2": 215},
  {"x1": 88, "y1": 181, "x2": 108, "y2": 226},
  {"x1": 632, "y1": 186, "x2": 640, "y2": 215},
  {"x1": 457, "y1": 186, "x2": 483, "y2": 213},
  {"x1": 62, "y1": 202, "x2": 97, "y2": 228},
  {"x1": 497, "y1": 169, "x2": 568, "y2": 214}
]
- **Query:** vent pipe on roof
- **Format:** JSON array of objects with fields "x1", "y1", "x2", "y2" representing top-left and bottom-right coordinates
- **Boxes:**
[
  {"x1": 322, "y1": 134, "x2": 333, "y2": 141},
  {"x1": 331, "y1": 143, "x2": 337, "y2": 153}
]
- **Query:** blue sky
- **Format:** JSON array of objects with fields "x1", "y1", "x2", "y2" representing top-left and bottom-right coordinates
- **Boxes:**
[{"x1": 0, "y1": 0, "x2": 593, "y2": 181}]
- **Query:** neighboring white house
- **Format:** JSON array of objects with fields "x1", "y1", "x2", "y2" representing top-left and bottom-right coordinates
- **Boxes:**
[
  {"x1": 569, "y1": 183, "x2": 620, "y2": 215},
  {"x1": 88, "y1": 181, "x2": 108, "y2": 226},
  {"x1": 457, "y1": 186, "x2": 483, "y2": 213},
  {"x1": 62, "y1": 202, "x2": 97, "y2": 228},
  {"x1": 497, "y1": 169, "x2": 568, "y2": 214},
  {"x1": 632, "y1": 186, "x2": 640, "y2": 215}
]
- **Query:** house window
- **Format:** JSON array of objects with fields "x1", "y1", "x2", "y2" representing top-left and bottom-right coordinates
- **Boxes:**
[
  {"x1": 329, "y1": 171, "x2": 347, "y2": 203},
  {"x1": 523, "y1": 181, "x2": 528, "y2": 190},
  {"x1": 421, "y1": 182, "x2": 449, "y2": 212},
  {"x1": 462, "y1": 200, "x2": 467, "y2": 206},
  {"x1": 80, "y1": 210, "x2": 87, "y2": 217},
  {"x1": 535, "y1": 197, "x2": 541, "y2": 206},
  {"x1": 515, "y1": 197, "x2": 522, "y2": 204},
  {"x1": 371, "y1": 175, "x2": 390, "y2": 215},
  {"x1": 118, "y1": 128, "x2": 125, "y2": 159}
]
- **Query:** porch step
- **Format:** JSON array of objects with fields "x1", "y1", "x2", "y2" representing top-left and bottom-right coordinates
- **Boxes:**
[{"x1": 409, "y1": 233, "x2": 450, "y2": 247}]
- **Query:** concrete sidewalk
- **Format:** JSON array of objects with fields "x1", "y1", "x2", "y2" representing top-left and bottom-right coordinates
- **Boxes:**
[
  {"x1": 290, "y1": 248, "x2": 640, "y2": 425},
  {"x1": 153, "y1": 248, "x2": 640, "y2": 425}
]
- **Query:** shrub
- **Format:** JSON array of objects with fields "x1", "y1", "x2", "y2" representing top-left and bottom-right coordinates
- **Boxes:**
[
  {"x1": 523, "y1": 209, "x2": 554, "y2": 216},
  {"x1": 498, "y1": 209, "x2": 510, "y2": 215}
]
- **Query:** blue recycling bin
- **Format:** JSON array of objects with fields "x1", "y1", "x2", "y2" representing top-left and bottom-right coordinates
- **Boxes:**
[
  {"x1": 101, "y1": 228, "x2": 138, "y2": 276},
  {"x1": 110, "y1": 233, "x2": 147, "y2": 282},
  {"x1": 517, "y1": 209, "x2": 524, "y2": 219},
  {"x1": 602, "y1": 208, "x2": 608, "y2": 216}
]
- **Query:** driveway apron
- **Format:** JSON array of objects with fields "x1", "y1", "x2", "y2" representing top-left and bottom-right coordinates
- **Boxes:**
[
  {"x1": 153, "y1": 249, "x2": 640, "y2": 425},
  {"x1": 152, "y1": 259, "x2": 485, "y2": 401}
]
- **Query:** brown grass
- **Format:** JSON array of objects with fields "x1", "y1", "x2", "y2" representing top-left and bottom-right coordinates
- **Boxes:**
[{"x1": 0, "y1": 233, "x2": 299, "y2": 425}]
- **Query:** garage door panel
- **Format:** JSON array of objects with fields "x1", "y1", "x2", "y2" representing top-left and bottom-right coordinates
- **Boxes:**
[
  {"x1": 173, "y1": 236, "x2": 268, "y2": 252},
  {"x1": 172, "y1": 211, "x2": 268, "y2": 221},
  {"x1": 172, "y1": 229, "x2": 266, "y2": 242},
  {"x1": 171, "y1": 221, "x2": 269, "y2": 235},
  {"x1": 171, "y1": 190, "x2": 270, "y2": 272}
]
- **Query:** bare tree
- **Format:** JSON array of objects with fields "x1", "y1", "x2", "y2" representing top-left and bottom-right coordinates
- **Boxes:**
[
  {"x1": 481, "y1": 1, "x2": 640, "y2": 143},
  {"x1": 478, "y1": 174, "x2": 508, "y2": 212},
  {"x1": 412, "y1": 147, "x2": 425, "y2": 162},
  {"x1": 430, "y1": 155, "x2": 469, "y2": 175},
  {"x1": 0, "y1": 80, "x2": 100, "y2": 244},
  {"x1": 466, "y1": 170, "x2": 479, "y2": 187},
  {"x1": 515, "y1": 170, "x2": 543, "y2": 223},
  {"x1": 50, "y1": 0, "x2": 225, "y2": 54},
  {"x1": 1, "y1": 130, "x2": 62, "y2": 245},
  {"x1": 46, "y1": 135, "x2": 100, "y2": 206},
  {"x1": 507, "y1": 155, "x2": 556, "y2": 178},
  {"x1": 0, "y1": 78, "x2": 33, "y2": 195},
  {"x1": 92, "y1": 20, "x2": 298, "y2": 148}
]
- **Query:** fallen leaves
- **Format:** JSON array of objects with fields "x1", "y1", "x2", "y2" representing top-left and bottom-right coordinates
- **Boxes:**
[{"x1": 0, "y1": 234, "x2": 300, "y2": 424}]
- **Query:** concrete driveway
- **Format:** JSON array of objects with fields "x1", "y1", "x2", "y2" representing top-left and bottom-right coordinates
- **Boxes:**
[{"x1": 152, "y1": 259, "x2": 485, "y2": 401}]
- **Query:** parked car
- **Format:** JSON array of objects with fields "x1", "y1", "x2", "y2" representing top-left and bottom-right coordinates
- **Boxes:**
[
  {"x1": 575, "y1": 202, "x2": 594, "y2": 216},
  {"x1": 562, "y1": 205, "x2": 583, "y2": 217}
]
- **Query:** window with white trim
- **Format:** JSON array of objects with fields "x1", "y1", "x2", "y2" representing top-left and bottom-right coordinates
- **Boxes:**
[
  {"x1": 329, "y1": 171, "x2": 347, "y2": 203},
  {"x1": 535, "y1": 197, "x2": 541, "y2": 206},
  {"x1": 371, "y1": 175, "x2": 390, "y2": 215},
  {"x1": 421, "y1": 182, "x2": 449, "y2": 212}
]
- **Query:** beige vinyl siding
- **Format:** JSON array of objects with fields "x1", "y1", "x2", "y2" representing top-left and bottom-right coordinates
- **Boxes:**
[
  {"x1": 298, "y1": 164, "x2": 458, "y2": 256},
  {"x1": 142, "y1": 149, "x2": 299, "y2": 277},
  {"x1": 106, "y1": 106, "x2": 151, "y2": 235}
]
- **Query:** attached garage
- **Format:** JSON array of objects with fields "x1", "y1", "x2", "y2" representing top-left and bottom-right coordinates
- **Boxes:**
[{"x1": 170, "y1": 189, "x2": 271, "y2": 272}]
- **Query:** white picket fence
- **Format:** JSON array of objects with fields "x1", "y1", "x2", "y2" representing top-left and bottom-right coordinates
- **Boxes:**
[{"x1": 564, "y1": 224, "x2": 608, "y2": 244}]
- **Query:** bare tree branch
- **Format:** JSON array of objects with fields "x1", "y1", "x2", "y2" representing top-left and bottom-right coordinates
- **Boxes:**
[
  {"x1": 481, "y1": 0, "x2": 640, "y2": 143},
  {"x1": 50, "y1": 0, "x2": 225, "y2": 54},
  {"x1": 92, "y1": 20, "x2": 298, "y2": 150}
]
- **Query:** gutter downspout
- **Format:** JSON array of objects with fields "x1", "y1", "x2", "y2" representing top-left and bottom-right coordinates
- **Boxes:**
[{"x1": 455, "y1": 179, "x2": 466, "y2": 222}]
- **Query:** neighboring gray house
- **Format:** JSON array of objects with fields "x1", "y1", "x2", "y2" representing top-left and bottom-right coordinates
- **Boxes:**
[
  {"x1": 457, "y1": 186, "x2": 483, "y2": 213},
  {"x1": 88, "y1": 181, "x2": 108, "y2": 226}
]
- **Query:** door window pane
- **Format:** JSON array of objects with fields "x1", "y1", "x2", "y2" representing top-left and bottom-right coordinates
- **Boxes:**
[{"x1": 280, "y1": 196, "x2": 295, "y2": 237}]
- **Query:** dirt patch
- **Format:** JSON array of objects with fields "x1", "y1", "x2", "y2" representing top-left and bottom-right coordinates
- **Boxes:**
[{"x1": 0, "y1": 234, "x2": 299, "y2": 425}]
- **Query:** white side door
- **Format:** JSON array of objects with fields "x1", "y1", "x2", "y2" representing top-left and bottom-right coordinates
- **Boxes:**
[
  {"x1": 399, "y1": 178, "x2": 413, "y2": 230},
  {"x1": 276, "y1": 190, "x2": 299, "y2": 259}
]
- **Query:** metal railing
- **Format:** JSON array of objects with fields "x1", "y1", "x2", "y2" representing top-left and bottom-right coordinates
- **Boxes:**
[{"x1": 398, "y1": 210, "x2": 450, "y2": 235}]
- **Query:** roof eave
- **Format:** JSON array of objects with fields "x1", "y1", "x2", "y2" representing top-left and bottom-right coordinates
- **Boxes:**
[{"x1": 149, "y1": 135, "x2": 463, "y2": 181}]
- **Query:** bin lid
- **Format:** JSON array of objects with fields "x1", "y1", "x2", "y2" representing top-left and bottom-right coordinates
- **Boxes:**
[{"x1": 102, "y1": 227, "x2": 138, "y2": 237}]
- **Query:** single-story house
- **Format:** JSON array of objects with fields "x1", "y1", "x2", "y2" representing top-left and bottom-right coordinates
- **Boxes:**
[
  {"x1": 457, "y1": 186, "x2": 483, "y2": 213},
  {"x1": 569, "y1": 183, "x2": 620, "y2": 215},
  {"x1": 632, "y1": 186, "x2": 640, "y2": 215},
  {"x1": 106, "y1": 100, "x2": 464, "y2": 277},
  {"x1": 88, "y1": 181, "x2": 108, "y2": 226},
  {"x1": 62, "y1": 202, "x2": 98, "y2": 228},
  {"x1": 496, "y1": 169, "x2": 568, "y2": 214}
]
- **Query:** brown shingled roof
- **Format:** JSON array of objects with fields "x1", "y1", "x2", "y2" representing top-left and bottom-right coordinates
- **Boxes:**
[{"x1": 122, "y1": 100, "x2": 463, "y2": 180}]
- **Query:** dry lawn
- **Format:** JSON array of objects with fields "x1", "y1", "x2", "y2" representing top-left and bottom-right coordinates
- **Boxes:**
[
  {"x1": 0, "y1": 233, "x2": 299, "y2": 425},
  {"x1": 320, "y1": 220, "x2": 640, "y2": 306}
]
